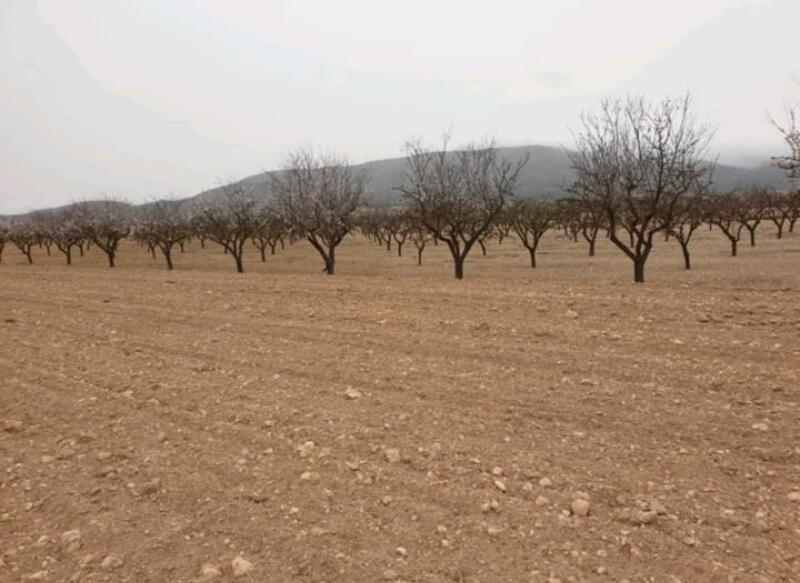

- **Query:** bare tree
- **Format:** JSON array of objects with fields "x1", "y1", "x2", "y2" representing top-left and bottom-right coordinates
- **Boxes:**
[
  {"x1": 410, "y1": 223, "x2": 431, "y2": 266},
  {"x1": 769, "y1": 100, "x2": 800, "y2": 182},
  {"x1": 708, "y1": 192, "x2": 744, "y2": 257},
  {"x1": 765, "y1": 189, "x2": 796, "y2": 238},
  {"x1": 669, "y1": 192, "x2": 707, "y2": 270},
  {"x1": 50, "y1": 209, "x2": 85, "y2": 265},
  {"x1": 508, "y1": 199, "x2": 555, "y2": 268},
  {"x1": 251, "y1": 209, "x2": 287, "y2": 262},
  {"x1": 0, "y1": 221, "x2": 7, "y2": 263},
  {"x1": 569, "y1": 95, "x2": 713, "y2": 282},
  {"x1": 135, "y1": 200, "x2": 191, "y2": 270},
  {"x1": 272, "y1": 148, "x2": 366, "y2": 275},
  {"x1": 195, "y1": 183, "x2": 261, "y2": 273},
  {"x1": 8, "y1": 220, "x2": 37, "y2": 264},
  {"x1": 735, "y1": 186, "x2": 768, "y2": 247},
  {"x1": 400, "y1": 135, "x2": 527, "y2": 279},
  {"x1": 75, "y1": 199, "x2": 131, "y2": 268}
]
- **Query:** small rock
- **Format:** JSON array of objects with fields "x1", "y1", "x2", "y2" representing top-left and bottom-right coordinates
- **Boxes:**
[
  {"x1": 539, "y1": 477, "x2": 552, "y2": 488},
  {"x1": 787, "y1": 491, "x2": 800, "y2": 503},
  {"x1": 751, "y1": 422, "x2": 769, "y2": 432},
  {"x1": 535, "y1": 495, "x2": 550, "y2": 507},
  {"x1": 396, "y1": 546, "x2": 407, "y2": 557},
  {"x1": 493, "y1": 479, "x2": 507, "y2": 493},
  {"x1": 310, "y1": 526, "x2": 326, "y2": 536},
  {"x1": 345, "y1": 387, "x2": 362, "y2": 400},
  {"x1": 491, "y1": 466, "x2": 503, "y2": 476},
  {"x1": 26, "y1": 571, "x2": 48, "y2": 581},
  {"x1": 61, "y1": 530, "x2": 81, "y2": 544},
  {"x1": 300, "y1": 471, "x2": 319, "y2": 482},
  {"x1": 3, "y1": 419, "x2": 23, "y2": 433},
  {"x1": 381, "y1": 495, "x2": 393, "y2": 506},
  {"x1": 231, "y1": 556, "x2": 254, "y2": 577},
  {"x1": 96, "y1": 451, "x2": 112, "y2": 461},
  {"x1": 385, "y1": 449, "x2": 401, "y2": 463},
  {"x1": 487, "y1": 526, "x2": 503, "y2": 537},
  {"x1": 297, "y1": 441, "x2": 315, "y2": 458},
  {"x1": 199, "y1": 563, "x2": 222, "y2": 579},
  {"x1": 101, "y1": 554, "x2": 124, "y2": 570},
  {"x1": 570, "y1": 499, "x2": 590, "y2": 517},
  {"x1": 631, "y1": 509, "x2": 658, "y2": 525},
  {"x1": 565, "y1": 309, "x2": 578, "y2": 319},
  {"x1": 137, "y1": 478, "x2": 161, "y2": 496},
  {"x1": 383, "y1": 568, "x2": 398, "y2": 580},
  {"x1": 40, "y1": 455, "x2": 54, "y2": 464}
]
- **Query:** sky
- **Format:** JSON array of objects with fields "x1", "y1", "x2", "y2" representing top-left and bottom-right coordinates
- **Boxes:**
[{"x1": 1, "y1": 0, "x2": 798, "y2": 214}]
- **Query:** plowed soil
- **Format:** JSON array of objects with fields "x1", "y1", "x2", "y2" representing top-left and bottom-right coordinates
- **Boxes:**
[{"x1": 1, "y1": 227, "x2": 799, "y2": 583}]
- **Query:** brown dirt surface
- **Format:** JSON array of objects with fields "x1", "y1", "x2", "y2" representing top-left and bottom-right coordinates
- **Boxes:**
[{"x1": 1, "y1": 227, "x2": 799, "y2": 582}]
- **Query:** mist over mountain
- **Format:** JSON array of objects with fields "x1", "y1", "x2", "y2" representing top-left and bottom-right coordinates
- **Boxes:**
[
  {"x1": 186, "y1": 144, "x2": 791, "y2": 209},
  {"x1": 3, "y1": 144, "x2": 792, "y2": 218}
]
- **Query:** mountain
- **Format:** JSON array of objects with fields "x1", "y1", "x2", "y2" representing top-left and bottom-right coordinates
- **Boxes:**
[
  {"x1": 3, "y1": 145, "x2": 793, "y2": 218},
  {"x1": 185, "y1": 144, "x2": 792, "y2": 208}
]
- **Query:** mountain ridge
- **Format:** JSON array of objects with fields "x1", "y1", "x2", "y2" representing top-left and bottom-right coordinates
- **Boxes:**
[{"x1": 3, "y1": 145, "x2": 793, "y2": 217}]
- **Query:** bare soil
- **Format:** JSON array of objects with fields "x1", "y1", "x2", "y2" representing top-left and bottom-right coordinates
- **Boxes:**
[{"x1": 1, "y1": 228, "x2": 799, "y2": 582}]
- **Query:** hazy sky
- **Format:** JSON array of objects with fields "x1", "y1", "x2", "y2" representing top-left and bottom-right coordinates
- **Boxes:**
[{"x1": 1, "y1": 0, "x2": 797, "y2": 214}]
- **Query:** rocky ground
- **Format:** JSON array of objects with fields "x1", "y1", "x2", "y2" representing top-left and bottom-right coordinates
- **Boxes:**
[{"x1": 1, "y1": 227, "x2": 799, "y2": 582}]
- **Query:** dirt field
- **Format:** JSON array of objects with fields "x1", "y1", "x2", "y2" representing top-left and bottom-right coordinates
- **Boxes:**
[{"x1": 1, "y1": 227, "x2": 799, "y2": 583}]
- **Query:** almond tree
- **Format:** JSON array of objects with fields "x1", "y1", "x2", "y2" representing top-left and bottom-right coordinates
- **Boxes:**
[
  {"x1": 669, "y1": 192, "x2": 707, "y2": 270},
  {"x1": 251, "y1": 210, "x2": 287, "y2": 262},
  {"x1": 8, "y1": 220, "x2": 37, "y2": 264},
  {"x1": 0, "y1": 221, "x2": 7, "y2": 262},
  {"x1": 765, "y1": 190, "x2": 796, "y2": 238},
  {"x1": 508, "y1": 198, "x2": 555, "y2": 268},
  {"x1": 410, "y1": 223, "x2": 431, "y2": 266},
  {"x1": 272, "y1": 148, "x2": 366, "y2": 275},
  {"x1": 50, "y1": 209, "x2": 85, "y2": 265},
  {"x1": 735, "y1": 186, "x2": 768, "y2": 247},
  {"x1": 136, "y1": 200, "x2": 191, "y2": 270},
  {"x1": 569, "y1": 95, "x2": 713, "y2": 282},
  {"x1": 76, "y1": 200, "x2": 131, "y2": 268},
  {"x1": 709, "y1": 192, "x2": 743, "y2": 257},
  {"x1": 195, "y1": 183, "x2": 261, "y2": 273},
  {"x1": 400, "y1": 136, "x2": 527, "y2": 279}
]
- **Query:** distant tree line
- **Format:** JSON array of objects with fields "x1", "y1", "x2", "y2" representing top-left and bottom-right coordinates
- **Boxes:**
[{"x1": 1, "y1": 93, "x2": 798, "y2": 283}]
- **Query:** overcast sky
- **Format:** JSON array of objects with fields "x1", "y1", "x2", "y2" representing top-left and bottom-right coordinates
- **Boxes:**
[{"x1": 1, "y1": 0, "x2": 797, "y2": 214}]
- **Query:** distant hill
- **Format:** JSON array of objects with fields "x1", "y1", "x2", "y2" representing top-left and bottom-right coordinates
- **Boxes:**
[
  {"x1": 185, "y1": 144, "x2": 792, "y2": 208},
  {"x1": 3, "y1": 145, "x2": 793, "y2": 218}
]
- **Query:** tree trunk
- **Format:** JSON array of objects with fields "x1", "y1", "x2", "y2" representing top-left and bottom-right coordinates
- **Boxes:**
[
  {"x1": 588, "y1": 239, "x2": 595, "y2": 257},
  {"x1": 417, "y1": 246, "x2": 424, "y2": 266},
  {"x1": 325, "y1": 246, "x2": 335, "y2": 275},
  {"x1": 106, "y1": 251, "x2": 115, "y2": 268},
  {"x1": 528, "y1": 247, "x2": 537, "y2": 268},
  {"x1": 163, "y1": 247, "x2": 174, "y2": 270},
  {"x1": 633, "y1": 257, "x2": 645, "y2": 283},
  {"x1": 397, "y1": 242, "x2": 403, "y2": 257},
  {"x1": 680, "y1": 243, "x2": 691, "y2": 270},
  {"x1": 65, "y1": 249, "x2": 72, "y2": 266},
  {"x1": 748, "y1": 227, "x2": 756, "y2": 247},
  {"x1": 259, "y1": 246, "x2": 266, "y2": 262},
  {"x1": 234, "y1": 253, "x2": 244, "y2": 273},
  {"x1": 25, "y1": 248, "x2": 33, "y2": 265},
  {"x1": 454, "y1": 255, "x2": 464, "y2": 279},
  {"x1": 479, "y1": 239, "x2": 487, "y2": 256},
  {"x1": 730, "y1": 239, "x2": 737, "y2": 257}
]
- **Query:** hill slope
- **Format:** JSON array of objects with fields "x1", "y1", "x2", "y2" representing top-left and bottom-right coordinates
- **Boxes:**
[{"x1": 187, "y1": 144, "x2": 792, "y2": 208}]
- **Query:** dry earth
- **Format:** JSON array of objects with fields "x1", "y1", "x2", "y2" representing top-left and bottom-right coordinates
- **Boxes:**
[{"x1": 1, "y1": 227, "x2": 800, "y2": 583}]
